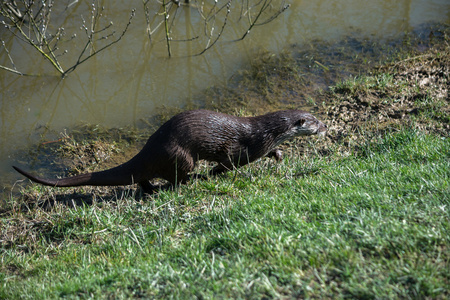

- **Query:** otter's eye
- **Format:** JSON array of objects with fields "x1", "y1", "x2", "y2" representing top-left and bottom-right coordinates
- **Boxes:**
[{"x1": 294, "y1": 119, "x2": 305, "y2": 127}]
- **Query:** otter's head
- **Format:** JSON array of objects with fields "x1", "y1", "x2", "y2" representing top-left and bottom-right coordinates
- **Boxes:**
[
  {"x1": 273, "y1": 110, "x2": 327, "y2": 146},
  {"x1": 291, "y1": 111, "x2": 327, "y2": 136}
]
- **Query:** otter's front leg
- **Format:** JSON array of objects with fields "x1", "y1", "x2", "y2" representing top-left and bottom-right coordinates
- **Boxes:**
[{"x1": 266, "y1": 149, "x2": 283, "y2": 161}]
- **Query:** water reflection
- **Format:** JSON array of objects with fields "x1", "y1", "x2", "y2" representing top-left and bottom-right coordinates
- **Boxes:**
[{"x1": 0, "y1": 0, "x2": 449, "y2": 192}]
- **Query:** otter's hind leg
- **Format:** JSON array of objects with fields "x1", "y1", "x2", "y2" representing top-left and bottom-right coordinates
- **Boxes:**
[{"x1": 139, "y1": 181, "x2": 157, "y2": 194}]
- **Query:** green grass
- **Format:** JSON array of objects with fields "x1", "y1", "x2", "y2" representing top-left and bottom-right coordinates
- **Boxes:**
[{"x1": 1, "y1": 129, "x2": 448, "y2": 299}]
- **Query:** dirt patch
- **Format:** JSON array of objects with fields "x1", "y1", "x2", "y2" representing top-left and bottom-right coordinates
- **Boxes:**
[{"x1": 324, "y1": 45, "x2": 449, "y2": 150}]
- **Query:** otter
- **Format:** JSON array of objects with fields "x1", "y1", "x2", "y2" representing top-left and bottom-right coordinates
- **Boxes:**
[{"x1": 13, "y1": 109, "x2": 327, "y2": 193}]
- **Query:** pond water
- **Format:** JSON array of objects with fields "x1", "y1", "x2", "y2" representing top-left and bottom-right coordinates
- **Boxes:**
[{"x1": 0, "y1": 0, "x2": 449, "y2": 193}]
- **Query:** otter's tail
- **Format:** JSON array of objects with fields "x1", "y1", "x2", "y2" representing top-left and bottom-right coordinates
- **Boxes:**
[{"x1": 13, "y1": 161, "x2": 143, "y2": 188}]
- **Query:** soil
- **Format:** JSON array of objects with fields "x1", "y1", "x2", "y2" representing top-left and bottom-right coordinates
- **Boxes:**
[{"x1": 323, "y1": 46, "x2": 449, "y2": 152}]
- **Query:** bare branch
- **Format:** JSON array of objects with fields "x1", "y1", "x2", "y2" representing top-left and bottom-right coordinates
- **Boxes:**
[
  {"x1": 141, "y1": 0, "x2": 289, "y2": 57},
  {"x1": 63, "y1": 8, "x2": 136, "y2": 76},
  {"x1": 0, "y1": 64, "x2": 24, "y2": 75},
  {"x1": 162, "y1": 0, "x2": 173, "y2": 57},
  {"x1": 0, "y1": 1, "x2": 135, "y2": 77},
  {"x1": 1, "y1": 39, "x2": 17, "y2": 71},
  {"x1": 196, "y1": 0, "x2": 232, "y2": 56}
]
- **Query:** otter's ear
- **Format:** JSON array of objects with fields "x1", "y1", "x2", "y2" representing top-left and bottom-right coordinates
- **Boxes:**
[{"x1": 294, "y1": 118, "x2": 305, "y2": 127}]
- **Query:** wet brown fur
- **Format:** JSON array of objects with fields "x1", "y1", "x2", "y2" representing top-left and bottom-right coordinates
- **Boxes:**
[{"x1": 13, "y1": 109, "x2": 327, "y2": 193}]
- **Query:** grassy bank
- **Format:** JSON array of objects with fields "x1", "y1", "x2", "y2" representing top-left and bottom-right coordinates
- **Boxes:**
[
  {"x1": 1, "y1": 128, "x2": 448, "y2": 298},
  {"x1": 1, "y1": 30, "x2": 449, "y2": 298}
]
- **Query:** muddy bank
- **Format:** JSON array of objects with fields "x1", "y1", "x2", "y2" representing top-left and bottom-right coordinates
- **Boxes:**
[{"x1": 5, "y1": 24, "x2": 449, "y2": 203}]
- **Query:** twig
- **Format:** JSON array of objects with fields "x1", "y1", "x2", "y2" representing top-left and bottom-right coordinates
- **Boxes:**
[
  {"x1": 237, "y1": 0, "x2": 289, "y2": 41},
  {"x1": 1, "y1": 40, "x2": 17, "y2": 71},
  {"x1": 143, "y1": 0, "x2": 153, "y2": 42},
  {"x1": 162, "y1": 0, "x2": 172, "y2": 57},
  {"x1": 196, "y1": 0, "x2": 232, "y2": 56},
  {"x1": 0, "y1": 64, "x2": 24, "y2": 76},
  {"x1": 240, "y1": 0, "x2": 269, "y2": 40},
  {"x1": 0, "y1": 1, "x2": 135, "y2": 77},
  {"x1": 63, "y1": 8, "x2": 135, "y2": 76}
]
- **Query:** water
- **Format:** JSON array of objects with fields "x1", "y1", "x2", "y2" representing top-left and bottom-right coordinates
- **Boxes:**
[{"x1": 1, "y1": 0, "x2": 449, "y2": 194}]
